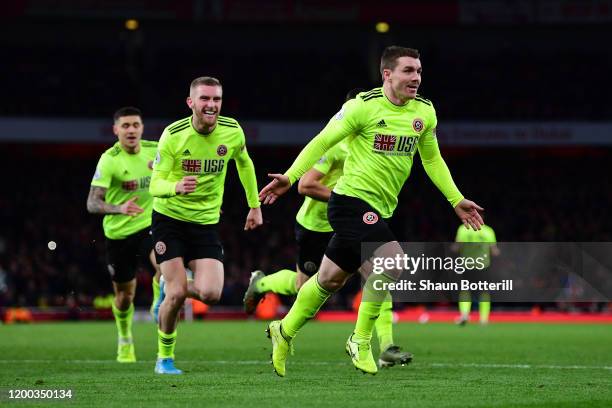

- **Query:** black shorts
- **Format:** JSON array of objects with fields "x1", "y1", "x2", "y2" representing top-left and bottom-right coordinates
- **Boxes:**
[
  {"x1": 295, "y1": 221, "x2": 333, "y2": 276},
  {"x1": 325, "y1": 193, "x2": 396, "y2": 273},
  {"x1": 106, "y1": 227, "x2": 154, "y2": 283},
  {"x1": 151, "y1": 210, "x2": 224, "y2": 265}
]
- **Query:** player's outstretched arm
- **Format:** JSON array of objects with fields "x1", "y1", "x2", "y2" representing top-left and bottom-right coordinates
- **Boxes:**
[
  {"x1": 259, "y1": 174, "x2": 290, "y2": 205},
  {"x1": 244, "y1": 207, "x2": 263, "y2": 230},
  {"x1": 454, "y1": 199, "x2": 484, "y2": 231}
]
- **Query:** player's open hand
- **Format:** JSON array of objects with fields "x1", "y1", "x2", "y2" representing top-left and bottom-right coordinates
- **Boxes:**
[
  {"x1": 244, "y1": 207, "x2": 263, "y2": 230},
  {"x1": 258, "y1": 174, "x2": 291, "y2": 205},
  {"x1": 454, "y1": 199, "x2": 484, "y2": 230},
  {"x1": 120, "y1": 196, "x2": 144, "y2": 216},
  {"x1": 176, "y1": 176, "x2": 197, "y2": 194}
]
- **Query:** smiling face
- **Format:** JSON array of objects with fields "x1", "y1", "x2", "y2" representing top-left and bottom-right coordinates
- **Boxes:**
[
  {"x1": 113, "y1": 115, "x2": 143, "y2": 152},
  {"x1": 383, "y1": 56, "x2": 422, "y2": 103},
  {"x1": 187, "y1": 84, "x2": 223, "y2": 132}
]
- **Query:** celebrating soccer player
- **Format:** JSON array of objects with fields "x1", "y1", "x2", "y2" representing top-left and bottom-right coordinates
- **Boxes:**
[
  {"x1": 150, "y1": 76, "x2": 262, "y2": 374},
  {"x1": 87, "y1": 106, "x2": 162, "y2": 363},
  {"x1": 259, "y1": 46, "x2": 484, "y2": 376},
  {"x1": 244, "y1": 88, "x2": 412, "y2": 368}
]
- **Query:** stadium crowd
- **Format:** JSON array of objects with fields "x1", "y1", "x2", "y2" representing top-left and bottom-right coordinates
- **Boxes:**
[{"x1": 0, "y1": 147, "x2": 609, "y2": 310}]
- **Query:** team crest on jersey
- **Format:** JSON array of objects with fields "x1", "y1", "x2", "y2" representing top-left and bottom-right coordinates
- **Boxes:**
[
  {"x1": 217, "y1": 144, "x2": 228, "y2": 156},
  {"x1": 154, "y1": 151, "x2": 161, "y2": 167},
  {"x1": 373, "y1": 134, "x2": 397, "y2": 152},
  {"x1": 363, "y1": 212, "x2": 379, "y2": 225},
  {"x1": 155, "y1": 241, "x2": 167, "y2": 255},
  {"x1": 412, "y1": 118, "x2": 424, "y2": 132},
  {"x1": 93, "y1": 167, "x2": 101, "y2": 180}
]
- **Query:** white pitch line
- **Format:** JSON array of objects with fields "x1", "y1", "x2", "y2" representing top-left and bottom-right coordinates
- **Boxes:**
[
  {"x1": 1, "y1": 360, "x2": 610, "y2": 370},
  {"x1": 430, "y1": 363, "x2": 612, "y2": 370}
]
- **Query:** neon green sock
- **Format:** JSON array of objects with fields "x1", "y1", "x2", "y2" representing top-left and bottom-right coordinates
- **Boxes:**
[
  {"x1": 152, "y1": 277, "x2": 160, "y2": 306},
  {"x1": 112, "y1": 302, "x2": 134, "y2": 340},
  {"x1": 256, "y1": 269, "x2": 298, "y2": 296},
  {"x1": 281, "y1": 273, "x2": 331, "y2": 338},
  {"x1": 354, "y1": 273, "x2": 394, "y2": 343},
  {"x1": 479, "y1": 292, "x2": 491, "y2": 323},
  {"x1": 374, "y1": 297, "x2": 394, "y2": 351},
  {"x1": 158, "y1": 329, "x2": 177, "y2": 359},
  {"x1": 459, "y1": 291, "x2": 472, "y2": 318}
]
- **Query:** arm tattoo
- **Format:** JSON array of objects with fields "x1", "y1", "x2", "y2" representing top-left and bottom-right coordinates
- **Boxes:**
[{"x1": 86, "y1": 186, "x2": 121, "y2": 214}]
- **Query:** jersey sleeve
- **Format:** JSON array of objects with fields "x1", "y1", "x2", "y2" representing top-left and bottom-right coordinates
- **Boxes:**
[
  {"x1": 312, "y1": 145, "x2": 336, "y2": 175},
  {"x1": 90, "y1": 154, "x2": 113, "y2": 189},
  {"x1": 418, "y1": 105, "x2": 464, "y2": 208},
  {"x1": 149, "y1": 130, "x2": 178, "y2": 198},
  {"x1": 284, "y1": 98, "x2": 364, "y2": 185},
  {"x1": 233, "y1": 129, "x2": 260, "y2": 208}
]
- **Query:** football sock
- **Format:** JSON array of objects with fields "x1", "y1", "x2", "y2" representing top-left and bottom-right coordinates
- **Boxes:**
[
  {"x1": 256, "y1": 269, "x2": 298, "y2": 296},
  {"x1": 479, "y1": 292, "x2": 491, "y2": 323},
  {"x1": 459, "y1": 291, "x2": 472, "y2": 319},
  {"x1": 354, "y1": 273, "x2": 394, "y2": 343},
  {"x1": 157, "y1": 329, "x2": 177, "y2": 359},
  {"x1": 374, "y1": 296, "x2": 394, "y2": 351},
  {"x1": 281, "y1": 273, "x2": 331, "y2": 338},
  {"x1": 112, "y1": 301, "x2": 134, "y2": 340},
  {"x1": 152, "y1": 278, "x2": 160, "y2": 307}
]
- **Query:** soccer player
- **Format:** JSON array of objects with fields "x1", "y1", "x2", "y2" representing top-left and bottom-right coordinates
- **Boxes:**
[
  {"x1": 243, "y1": 88, "x2": 412, "y2": 368},
  {"x1": 150, "y1": 76, "x2": 262, "y2": 375},
  {"x1": 452, "y1": 223, "x2": 499, "y2": 325},
  {"x1": 259, "y1": 46, "x2": 484, "y2": 376},
  {"x1": 87, "y1": 106, "x2": 162, "y2": 363}
]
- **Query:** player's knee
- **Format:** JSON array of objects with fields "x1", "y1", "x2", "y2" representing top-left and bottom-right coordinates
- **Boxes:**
[
  {"x1": 114, "y1": 291, "x2": 134, "y2": 309},
  {"x1": 317, "y1": 274, "x2": 345, "y2": 292},
  {"x1": 197, "y1": 289, "x2": 222, "y2": 305},
  {"x1": 165, "y1": 286, "x2": 188, "y2": 307}
]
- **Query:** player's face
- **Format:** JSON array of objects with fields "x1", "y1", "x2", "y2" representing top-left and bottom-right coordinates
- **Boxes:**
[
  {"x1": 113, "y1": 115, "x2": 143, "y2": 150},
  {"x1": 187, "y1": 85, "x2": 223, "y2": 128},
  {"x1": 385, "y1": 56, "x2": 422, "y2": 101}
]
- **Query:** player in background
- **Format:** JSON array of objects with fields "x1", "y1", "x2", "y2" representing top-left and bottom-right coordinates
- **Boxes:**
[
  {"x1": 452, "y1": 223, "x2": 499, "y2": 325},
  {"x1": 150, "y1": 76, "x2": 262, "y2": 374},
  {"x1": 87, "y1": 106, "x2": 162, "y2": 363},
  {"x1": 243, "y1": 88, "x2": 412, "y2": 368},
  {"x1": 259, "y1": 46, "x2": 484, "y2": 376}
]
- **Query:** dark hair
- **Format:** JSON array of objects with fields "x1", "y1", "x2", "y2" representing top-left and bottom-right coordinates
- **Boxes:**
[
  {"x1": 345, "y1": 88, "x2": 366, "y2": 102},
  {"x1": 190, "y1": 76, "x2": 222, "y2": 92},
  {"x1": 113, "y1": 106, "x2": 142, "y2": 122},
  {"x1": 380, "y1": 46, "x2": 420, "y2": 76}
]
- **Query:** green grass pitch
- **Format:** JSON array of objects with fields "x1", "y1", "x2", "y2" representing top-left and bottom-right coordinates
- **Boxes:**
[{"x1": 1, "y1": 321, "x2": 611, "y2": 407}]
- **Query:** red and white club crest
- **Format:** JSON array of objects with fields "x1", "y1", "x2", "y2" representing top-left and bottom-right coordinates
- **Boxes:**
[
  {"x1": 412, "y1": 118, "x2": 424, "y2": 132},
  {"x1": 217, "y1": 144, "x2": 228, "y2": 156},
  {"x1": 363, "y1": 212, "x2": 379, "y2": 225},
  {"x1": 155, "y1": 241, "x2": 167, "y2": 255}
]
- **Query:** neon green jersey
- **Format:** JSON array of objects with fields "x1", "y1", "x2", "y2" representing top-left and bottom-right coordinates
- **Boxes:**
[
  {"x1": 285, "y1": 87, "x2": 464, "y2": 218},
  {"x1": 296, "y1": 140, "x2": 349, "y2": 232},
  {"x1": 90, "y1": 140, "x2": 157, "y2": 240},
  {"x1": 455, "y1": 224, "x2": 497, "y2": 268},
  {"x1": 150, "y1": 116, "x2": 260, "y2": 225}
]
